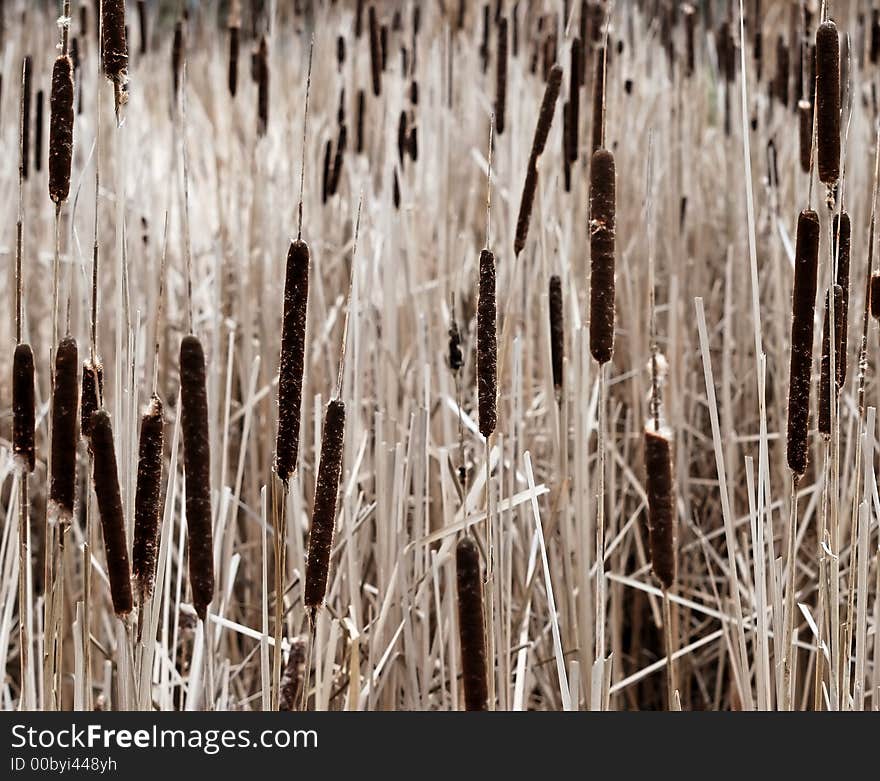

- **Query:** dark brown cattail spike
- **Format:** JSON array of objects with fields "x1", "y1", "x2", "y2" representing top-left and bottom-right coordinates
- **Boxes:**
[
  {"x1": 49, "y1": 54, "x2": 75, "y2": 205},
  {"x1": 180, "y1": 335, "x2": 214, "y2": 621},
  {"x1": 477, "y1": 249, "x2": 497, "y2": 438},
  {"x1": 34, "y1": 89, "x2": 43, "y2": 173},
  {"x1": 514, "y1": 64, "x2": 562, "y2": 256},
  {"x1": 13, "y1": 343, "x2": 36, "y2": 473},
  {"x1": 786, "y1": 209, "x2": 820, "y2": 476},
  {"x1": 833, "y1": 211, "x2": 851, "y2": 386},
  {"x1": 132, "y1": 394, "x2": 164, "y2": 602},
  {"x1": 683, "y1": 4, "x2": 695, "y2": 77},
  {"x1": 798, "y1": 99, "x2": 813, "y2": 174},
  {"x1": 81, "y1": 361, "x2": 104, "y2": 439},
  {"x1": 256, "y1": 35, "x2": 269, "y2": 137},
  {"x1": 589, "y1": 148, "x2": 616, "y2": 365},
  {"x1": 448, "y1": 317, "x2": 464, "y2": 373},
  {"x1": 818, "y1": 285, "x2": 845, "y2": 438},
  {"x1": 456, "y1": 536, "x2": 488, "y2": 711},
  {"x1": 275, "y1": 240, "x2": 310, "y2": 484},
  {"x1": 303, "y1": 398, "x2": 346, "y2": 615},
  {"x1": 816, "y1": 20, "x2": 840, "y2": 187},
  {"x1": 369, "y1": 5, "x2": 382, "y2": 97},
  {"x1": 49, "y1": 337, "x2": 79, "y2": 517},
  {"x1": 871, "y1": 274, "x2": 880, "y2": 320},
  {"x1": 278, "y1": 637, "x2": 307, "y2": 711},
  {"x1": 21, "y1": 55, "x2": 31, "y2": 181},
  {"x1": 171, "y1": 20, "x2": 183, "y2": 100},
  {"x1": 101, "y1": 0, "x2": 129, "y2": 107},
  {"x1": 567, "y1": 37, "x2": 581, "y2": 163},
  {"x1": 137, "y1": 0, "x2": 147, "y2": 55},
  {"x1": 495, "y1": 16, "x2": 508, "y2": 135},
  {"x1": 228, "y1": 22, "x2": 239, "y2": 97},
  {"x1": 775, "y1": 36, "x2": 789, "y2": 107},
  {"x1": 644, "y1": 429, "x2": 676, "y2": 590},
  {"x1": 549, "y1": 275, "x2": 564, "y2": 392},
  {"x1": 89, "y1": 409, "x2": 133, "y2": 617}
]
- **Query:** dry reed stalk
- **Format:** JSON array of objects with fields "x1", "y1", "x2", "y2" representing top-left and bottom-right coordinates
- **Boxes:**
[
  {"x1": 180, "y1": 334, "x2": 214, "y2": 621},
  {"x1": 513, "y1": 63, "x2": 562, "y2": 256},
  {"x1": 456, "y1": 536, "x2": 488, "y2": 711},
  {"x1": 818, "y1": 284, "x2": 845, "y2": 438},
  {"x1": 131, "y1": 394, "x2": 163, "y2": 603},
  {"x1": 495, "y1": 15, "x2": 508, "y2": 135},
  {"x1": 591, "y1": 44, "x2": 605, "y2": 154},
  {"x1": 278, "y1": 637, "x2": 307, "y2": 711},
  {"x1": 49, "y1": 337, "x2": 79, "y2": 518},
  {"x1": 369, "y1": 5, "x2": 382, "y2": 96},
  {"x1": 89, "y1": 410, "x2": 132, "y2": 618},
  {"x1": 589, "y1": 147, "x2": 616, "y2": 365},
  {"x1": 256, "y1": 35, "x2": 268, "y2": 136},
  {"x1": 303, "y1": 398, "x2": 346, "y2": 615},
  {"x1": 786, "y1": 208, "x2": 820, "y2": 476},
  {"x1": 816, "y1": 20, "x2": 840, "y2": 187},
  {"x1": 275, "y1": 240, "x2": 310, "y2": 484},
  {"x1": 49, "y1": 54, "x2": 75, "y2": 205},
  {"x1": 477, "y1": 249, "x2": 497, "y2": 437},
  {"x1": 13, "y1": 344, "x2": 36, "y2": 473},
  {"x1": 549, "y1": 274, "x2": 564, "y2": 393}
]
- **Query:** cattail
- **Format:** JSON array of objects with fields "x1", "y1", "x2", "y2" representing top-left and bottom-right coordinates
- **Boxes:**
[
  {"x1": 304, "y1": 398, "x2": 346, "y2": 613},
  {"x1": 369, "y1": 5, "x2": 382, "y2": 97},
  {"x1": 567, "y1": 37, "x2": 580, "y2": 163},
  {"x1": 456, "y1": 536, "x2": 488, "y2": 711},
  {"x1": 589, "y1": 148, "x2": 616, "y2": 365},
  {"x1": 549, "y1": 275, "x2": 564, "y2": 392},
  {"x1": 275, "y1": 240, "x2": 310, "y2": 484},
  {"x1": 255, "y1": 35, "x2": 268, "y2": 137},
  {"x1": 321, "y1": 138, "x2": 332, "y2": 204},
  {"x1": 480, "y1": 4, "x2": 490, "y2": 74},
  {"x1": 798, "y1": 99, "x2": 812, "y2": 174},
  {"x1": 871, "y1": 275, "x2": 880, "y2": 320},
  {"x1": 644, "y1": 428, "x2": 675, "y2": 590},
  {"x1": 49, "y1": 337, "x2": 79, "y2": 518},
  {"x1": 397, "y1": 110, "x2": 408, "y2": 166},
  {"x1": 21, "y1": 55, "x2": 30, "y2": 180},
  {"x1": 171, "y1": 20, "x2": 183, "y2": 99},
  {"x1": 514, "y1": 64, "x2": 562, "y2": 256},
  {"x1": 336, "y1": 34, "x2": 346, "y2": 70},
  {"x1": 816, "y1": 20, "x2": 840, "y2": 187},
  {"x1": 137, "y1": 0, "x2": 147, "y2": 55},
  {"x1": 872, "y1": 9, "x2": 880, "y2": 64},
  {"x1": 775, "y1": 36, "x2": 789, "y2": 107},
  {"x1": 683, "y1": 4, "x2": 695, "y2": 77},
  {"x1": 380, "y1": 24, "x2": 388, "y2": 70},
  {"x1": 278, "y1": 637, "x2": 307, "y2": 711},
  {"x1": 13, "y1": 343, "x2": 36, "y2": 473},
  {"x1": 131, "y1": 394, "x2": 164, "y2": 602},
  {"x1": 393, "y1": 167, "x2": 400, "y2": 209},
  {"x1": 330, "y1": 124, "x2": 347, "y2": 195},
  {"x1": 495, "y1": 16, "x2": 508, "y2": 135},
  {"x1": 228, "y1": 21, "x2": 239, "y2": 97},
  {"x1": 81, "y1": 361, "x2": 103, "y2": 439},
  {"x1": 833, "y1": 211, "x2": 851, "y2": 386},
  {"x1": 591, "y1": 46, "x2": 605, "y2": 155},
  {"x1": 89, "y1": 410, "x2": 132, "y2": 617},
  {"x1": 180, "y1": 335, "x2": 214, "y2": 621},
  {"x1": 101, "y1": 0, "x2": 129, "y2": 87},
  {"x1": 356, "y1": 89, "x2": 365, "y2": 154},
  {"x1": 754, "y1": 27, "x2": 763, "y2": 82},
  {"x1": 407, "y1": 123, "x2": 417, "y2": 163},
  {"x1": 34, "y1": 89, "x2": 43, "y2": 173},
  {"x1": 49, "y1": 54, "x2": 75, "y2": 205},
  {"x1": 786, "y1": 209, "x2": 820, "y2": 476},
  {"x1": 818, "y1": 285, "x2": 845, "y2": 437},
  {"x1": 448, "y1": 317, "x2": 464, "y2": 373},
  {"x1": 355, "y1": 0, "x2": 365, "y2": 38},
  {"x1": 477, "y1": 249, "x2": 497, "y2": 438}
]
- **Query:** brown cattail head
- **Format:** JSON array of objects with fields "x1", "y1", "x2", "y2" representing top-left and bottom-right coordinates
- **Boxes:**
[
  {"x1": 871, "y1": 274, "x2": 880, "y2": 320},
  {"x1": 683, "y1": 4, "x2": 696, "y2": 76},
  {"x1": 49, "y1": 55, "x2": 74, "y2": 205},
  {"x1": 495, "y1": 15, "x2": 508, "y2": 135},
  {"x1": 567, "y1": 38, "x2": 581, "y2": 164},
  {"x1": 137, "y1": 0, "x2": 148, "y2": 55},
  {"x1": 549, "y1": 275, "x2": 564, "y2": 391},
  {"x1": 369, "y1": 5, "x2": 382, "y2": 97},
  {"x1": 89, "y1": 409, "x2": 133, "y2": 617},
  {"x1": 81, "y1": 360, "x2": 104, "y2": 439},
  {"x1": 644, "y1": 428, "x2": 676, "y2": 590},
  {"x1": 456, "y1": 536, "x2": 488, "y2": 711},
  {"x1": 34, "y1": 89, "x2": 44, "y2": 173},
  {"x1": 304, "y1": 398, "x2": 346, "y2": 613},
  {"x1": 448, "y1": 315, "x2": 464, "y2": 373},
  {"x1": 21, "y1": 55, "x2": 31, "y2": 181},
  {"x1": 256, "y1": 35, "x2": 269, "y2": 136},
  {"x1": 816, "y1": 20, "x2": 840, "y2": 186},
  {"x1": 786, "y1": 209, "x2": 820, "y2": 475},
  {"x1": 171, "y1": 19, "x2": 183, "y2": 99},
  {"x1": 275, "y1": 239, "x2": 310, "y2": 484},
  {"x1": 589, "y1": 148, "x2": 616, "y2": 365},
  {"x1": 278, "y1": 637, "x2": 307, "y2": 711},
  {"x1": 228, "y1": 22, "x2": 240, "y2": 97},
  {"x1": 818, "y1": 284, "x2": 845, "y2": 438},
  {"x1": 833, "y1": 211, "x2": 851, "y2": 386},
  {"x1": 50, "y1": 337, "x2": 79, "y2": 518},
  {"x1": 101, "y1": 0, "x2": 129, "y2": 86},
  {"x1": 132, "y1": 394, "x2": 164, "y2": 602},
  {"x1": 798, "y1": 99, "x2": 813, "y2": 174},
  {"x1": 775, "y1": 36, "x2": 789, "y2": 107},
  {"x1": 13, "y1": 343, "x2": 36, "y2": 473},
  {"x1": 477, "y1": 249, "x2": 497, "y2": 438},
  {"x1": 180, "y1": 335, "x2": 214, "y2": 621}
]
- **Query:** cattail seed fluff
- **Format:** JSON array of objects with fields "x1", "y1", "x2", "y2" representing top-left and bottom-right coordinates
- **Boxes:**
[
  {"x1": 456, "y1": 537, "x2": 488, "y2": 711},
  {"x1": 180, "y1": 335, "x2": 214, "y2": 621},
  {"x1": 816, "y1": 20, "x2": 840, "y2": 186},
  {"x1": 549, "y1": 275, "x2": 564, "y2": 391},
  {"x1": 786, "y1": 209, "x2": 820, "y2": 475},
  {"x1": 13, "y1": 343, "x2": 36, "y2": 473},
  {"x1": 304, "y1": 398, "x2": 346, "y2": 612},
  {"x1": 132, "y1": 394, "x2": 164, "y2": 602},
  {"x1": 275, "y1": 239, "x2": 310, "y2": 484},
  {"x1": 477, "y1": 249, "x2": 497, "y2": 438},
  {"x1": 90, "y1": 410, "x2": 133, "y2": 617},
  {"x1": 589, "y1": 148, "x2": 616, "y2": 365},
  {"x1": 49, "y1": 55, "x2": 74, "y2": 205},
  {"x1": 50, "y1": 337, "x2": 79, "y2": 517},
  {"x1": 644, "y1": 428, "x2": 676, "y2": 590}
]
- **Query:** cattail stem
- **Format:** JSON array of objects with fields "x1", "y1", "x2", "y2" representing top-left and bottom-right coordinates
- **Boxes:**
[{"x1": 662, "y1": 589, "x2": 677, "y2": 710}]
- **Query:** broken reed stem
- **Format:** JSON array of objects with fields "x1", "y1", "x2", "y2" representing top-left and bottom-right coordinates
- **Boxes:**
[
  {"x1": 456, "y1": 536, "x2": 488, "y2": 710},
  {"x1": 180, "y1": 335, "x2": 214, "y2": 622}
]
